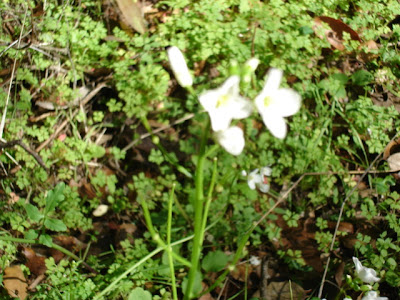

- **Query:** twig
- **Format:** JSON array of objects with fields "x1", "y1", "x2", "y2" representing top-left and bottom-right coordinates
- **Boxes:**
[
  {"x1": 0, "y1": 139, "x2": 47, "y2": 170},
  {"x1": 317, "y1": 132, "x2": 400, "y2": 298},
  {"x1": 122, "y1": 113, "x2": 195, "y2": 152},
  {"x1": 35, "y1": 82, "x2": 107, "y2": 152}
]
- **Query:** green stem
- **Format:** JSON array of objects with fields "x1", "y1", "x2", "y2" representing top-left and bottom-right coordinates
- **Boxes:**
[
  {"x1": 167, "y1": 184, "x2": 178, "y2": 300},
  {"x1": 94, "y1": 235, "x2": 193, "y2": 300},
  {"x1": 140, "y1": 195, "x2": 191, "y2": 267},
  {"x1": 202, "y1": 222, "x2": 254, "y2": 295},
  {"x1": 184, "y1": 120, "x2": 210, "y2": 299},
  {"x1": 96, "y1": 220, "x2": 220, "y2": 299},
  {"x1": 200, "y1": 158, "x2": 218, "y2": 241}
]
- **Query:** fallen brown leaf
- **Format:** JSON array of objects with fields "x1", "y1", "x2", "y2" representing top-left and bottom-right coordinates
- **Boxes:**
[
  {"x1": 314, "y1": 16, "x2": 361, "y2": 51},
  {"x1": 335, "y1": 261, "x2": 345, "y2": 287},
  {"x1": 264, "y1": 281, "x2": 305, "y2": 300},
  {"x1": 22, "y1": 247, "x2": 47, "y2": 277},
  {"x1": 115, "y1": 0, "x2": 146, "y2": 34},
  {"x1": 3, "y1": 265, "x2": 28, "y2": 299}
]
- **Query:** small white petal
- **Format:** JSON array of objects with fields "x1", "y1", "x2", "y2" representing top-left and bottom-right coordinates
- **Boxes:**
[
  {"x1": 93, "y1": 204, "x2": 109, "y2": 217},
  {"x1": 167, "y1": 46, "x2": 193, "y2": 87},
  {"x1": 215, "y1": 126, "x2": 245, "y2": 156},
  {"x1": 247, "y1": 169, "x2": 262, "y2": 189},
  {"x1": 353, "y1": 257, "x2": 363, "y2": 273},
  {"x1": 263, "y1": 68, "x2": 283, "y2": 92},
  {"x1": 260, "y1": 166, "x2": 272, "y2": 176},
  {"x1": 262, "y1": 112, "x2": 287, "y2": 139},
  {"x1": 241, "y1": 170, "x2": 248, "y2": 176},
  {"x1": 230, "y1": 98, "x2": 253, "y2": 119},
  {"x1": 268, "y1": 88, "x2": 301, "y2": 117},
  {"x1": 245, "y1": 58, "x2": 260, "y2": 72},
  {"x1": 361, "y1": 291, "x2": 388, "y2": 300},
  {"x1": 220, "y1": 75, "x2": 241, "y2": 95},
  {"x1": 208, "y1": 109, "x2": 234, "y2": 132},
  {"x1": 258, "y1": 182, "x2": 270, "y2": 193},
  {"x1": 198, "y1": 90, "x2": 221, "y2": 112}
]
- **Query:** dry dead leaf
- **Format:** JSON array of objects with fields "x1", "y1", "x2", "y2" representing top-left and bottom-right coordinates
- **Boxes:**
[
  {"x1": 384, "y1": 138, "x2": 400, "y2": 160},
  {"x1": 8, "y1": 192, "x2": 19, "y2": 205},
  {"x1": 264, "y1": 281, "x2": 305, "y2": 300},
  {"x1": 335, "y1": 261, "x2": 345, "y2": 287},
  {"x1": 115, "y1": 0, "x2": 146, "y2": 34},
  {"x1": 313, "y1": 16, "x2": 361, "y2": 51},
  {"x1": 387, "y1": 153, "x2": 400, "y2": 171},
  {"x1": 3, "y1": 265, "x2": 28, "y2": 299},
  {"x1": 22, "y1": 247, "x2": 47, "y2": 277}
]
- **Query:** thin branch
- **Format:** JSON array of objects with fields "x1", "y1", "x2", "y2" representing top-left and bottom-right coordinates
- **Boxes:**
[
  {"x1": 0, "y1": 139, "x2": 47, "y2": 170},
  {"x1": 35, "y1": 82, "x2": 107, "y2": 152},
  {"x1": 122, "y1": 113, "x2": 195, "y2": 152}
]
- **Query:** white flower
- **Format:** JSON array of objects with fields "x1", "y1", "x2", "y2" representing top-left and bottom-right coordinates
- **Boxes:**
[
  {"x1": 352, "y1": 257, "x2": 381, "y2": 284},
  {"x1": 247, "y1": 166, "x2": 271, "y2": 193},
  {"x1": 215, "y1": 126, "x2": 245, "y2": 156},
  {"x1": 199, "y1": 76, "x2": 253, "y2": 131},
  {"x1": 167, "y1": 46, "x2": 193, "y2": 87},
  {"x1": 343, "y1": 298, "x2": 352, "y2": 300},
  {"x1": 249, "y1": 255, "x2": 261, "y2": 266},
  {"x1": 254, "y1": 68, "x2": 301, "y2": 139},
  {"x1": 361, "y1": 291, "x2": 388, "y2": 300}
]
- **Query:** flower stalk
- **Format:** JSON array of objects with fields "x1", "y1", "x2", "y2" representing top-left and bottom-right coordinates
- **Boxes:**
[{"x1": 184, "y1": 119, "x2": 210, "y2": 299}]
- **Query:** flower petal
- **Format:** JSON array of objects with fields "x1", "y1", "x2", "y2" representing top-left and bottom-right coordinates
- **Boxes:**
[
  {"x1": 208, "y1": 109, "x2": 233, "y2": 131},
  {"x1": 262, "y1": 112, "x2": 287, "y2": 139},
  {"x1": 246, "y1": 58, "x2": 260, "y2": 72},
  {"x1": 268, "y1": 88, "x2": 301, "y2": 117},
  {"x1": 257, "y1": 182, "x2": 270, "y2": 193},
  {"x1": 220, "y1": 75, "x2": 240, "y2": 95},
  {"x1": 198, "y1": 90, "x2": 219, "y2": 112},
  {"x1": 260, "y1": 166, "x2": 272, "y2": 176},
  {"x1": 215, "y1": 126, "x2": 245, "y2": 156},
  {"x1": 352, "y1": 257, "x2": 363, "y2": 273},
  {"x1": 247, "y1": 169, "x2": 261, "y2": 189},
  {"x1": 199, "y1": 75, "x2": 252, "y2": 131},
  {"x1": 167, "y1": 46, "x2": 193, "y2": 87},
  {"x1": 361, "y1": 291, "x2": 388, "y2": 300},
  {"x1": 230, "y1": 97, "x2": 253, "y2": 119},
  {"x1": 353, "y1": 257, "x2": 380, "y2": 284},
  {"x1": 262, "y1": 68, "x2": 283, "y2": 93}
]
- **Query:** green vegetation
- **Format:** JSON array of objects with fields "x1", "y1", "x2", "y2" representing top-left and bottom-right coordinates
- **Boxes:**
[{"x1": 1, "y1": 0, "x2": 400, "y2": 299}]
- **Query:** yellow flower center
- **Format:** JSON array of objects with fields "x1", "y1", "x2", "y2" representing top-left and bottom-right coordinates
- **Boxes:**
[
  {"x1": 216, "y1": 94, "x2": 230, "y2": 108},
  {"x1": 263, "y1": 95, "x2": 271, "y2": 107}
]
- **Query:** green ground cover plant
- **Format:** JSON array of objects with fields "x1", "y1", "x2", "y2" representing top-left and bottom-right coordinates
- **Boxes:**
[{"x1": 0, "y1": 0, "x2": 400, "y2": 299}]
